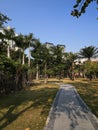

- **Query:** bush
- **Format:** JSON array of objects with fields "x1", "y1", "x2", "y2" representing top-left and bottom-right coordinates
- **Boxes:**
[{"x1": 0, "y1": 55, "x2": 28, "y2": 94}]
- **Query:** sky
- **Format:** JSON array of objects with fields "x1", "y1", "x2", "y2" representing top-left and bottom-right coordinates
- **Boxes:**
[{"x1": 0, "y1": 0, "x2": 98, "y2": 52}]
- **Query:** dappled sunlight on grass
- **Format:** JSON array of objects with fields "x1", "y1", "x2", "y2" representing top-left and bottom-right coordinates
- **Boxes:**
[
  {"x1": 0, "y1": 83, "x2": 59, "y2": 130},
  {"x1": 63, "y1": 78, "x2": 98, "y2": 117},
  {"x1": 0, "y1": 78, "x2": 98, "y2": 130}
]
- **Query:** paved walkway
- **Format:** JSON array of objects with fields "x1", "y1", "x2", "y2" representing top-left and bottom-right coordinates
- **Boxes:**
[{"x1": 44, "y1": 84, "x2": 98, "y2": 130}]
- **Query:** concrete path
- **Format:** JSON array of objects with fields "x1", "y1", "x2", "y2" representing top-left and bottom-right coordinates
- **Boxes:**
[{"x1": 44, "y1": 84, "x2": 98, "y2": 130}]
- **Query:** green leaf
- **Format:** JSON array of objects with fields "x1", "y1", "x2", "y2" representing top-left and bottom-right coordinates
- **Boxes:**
[{"x1": 74, "y1": 4, "x2": 79, "y2": 8}]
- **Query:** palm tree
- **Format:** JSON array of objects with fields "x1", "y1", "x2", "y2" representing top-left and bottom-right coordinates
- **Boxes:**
[
  {"x1": 0, "y1": 32, "x2": 6, "y2": 55},
  {"x1": 32, "y1": 43, "x2": 53, "y2": 83},
  {"x1": 41, "y1": 44, "x2": 51, "y2": 83},
  {"x1": 66, "y1": 52, "x2": 78, "y2": 80},
  {"x1": 3, "y1": 26, "x2": 15, "y2": 58},
  {"x1": 51, "y1": 45, "x2": 64, "y2": 79},
  {"x1": 15, "y1": 33, "x2": 31, "y2": 65},
  {"x1": 24, "y1": 33, "x2": 33, "y2": 67},
  {"x1": 31, "y1": 39, "x2": 42, "y2": 80},
  {"x1": 79, "y1": 46, "x2": 98, "y2": 60},
  {"x1": 52, "y1": 45, "x2": 63, "y2": 62},
  {"x1": 0, "y1": 31, "x2": 5, "y2": 40},
  {"x1": 79, "y1": 46, "x2": 98, "y2": 79},
  {"x1": 14, "y1": 33, "x2": 24, "y2": 64}
]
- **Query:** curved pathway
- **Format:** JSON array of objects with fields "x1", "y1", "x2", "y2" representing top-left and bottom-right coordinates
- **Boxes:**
[{"x1": 44, "y1": 84, "x2": 98, "y2": 130}]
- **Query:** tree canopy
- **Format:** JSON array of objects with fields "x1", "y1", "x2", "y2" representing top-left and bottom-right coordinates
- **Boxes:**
[
  {"x1": 0, "y1": 11, "x2": 98, "y2": 94},
  {"x1": 79, "y1": 46, "x2": 98, "y2": 60},
  {"x1": 71, "y1": 0, "x2": 98, "y2": 18},
  {"x1": 0, "y1": 12, "x2": 10, "y2": 27}
]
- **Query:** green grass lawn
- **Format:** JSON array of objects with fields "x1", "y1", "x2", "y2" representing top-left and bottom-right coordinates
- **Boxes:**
[
  {"x1": 0, "y1": 83, "x2": 59, "y2": 130},
  {"x1": 0, "y1": 78, "x2": 98, "y2": 130}
]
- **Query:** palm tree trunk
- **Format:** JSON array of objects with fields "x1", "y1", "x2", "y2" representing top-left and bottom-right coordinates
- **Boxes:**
[
  {"x1": 72, "y1": 62, "x2": 75, "y2": 80},
  {"x1": 44, "y1": 63, "x2": 48, "y2": 84},
  {"x1": 7, "y1": 43, "x2": 10, "y2": 58},
  {"x1": 19, "y1": 49, "x2": 21, "y2": 64},
  {"x1": 28, "y1": 48, "x2": 31, "y2": 67},
  {"x1": 22, "y1": 52, "x2": 25, "y2": 65},
  {"x1": 36, "y1": 64, "x2": 39, "y2": 80}
]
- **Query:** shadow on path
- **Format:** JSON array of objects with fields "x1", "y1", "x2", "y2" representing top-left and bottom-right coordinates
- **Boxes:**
[{"x1": 44, "y1": 84, "x2": 98, "y2": 130}]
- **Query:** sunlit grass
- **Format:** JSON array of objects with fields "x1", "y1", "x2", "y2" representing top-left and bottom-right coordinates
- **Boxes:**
[
  {"x1": 0, "y1": 83, "x2": 59, "y2": 130},
  {"x1": 63, "y1": 78, "x2": 98, "y2": 117},
  {"x1": 0, "y1": 78, "x2": 98, "y2": 130}
]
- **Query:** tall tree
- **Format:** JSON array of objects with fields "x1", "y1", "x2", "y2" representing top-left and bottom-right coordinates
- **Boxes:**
[
  {"x1": 31, "y1": 39, "x2": 42, "y2": 80},
  {"x1": 51, "y1": 45, "x2": 64, "y2": 79},
  {"x1": 15, "y1": 33, "x2": 34, "y2": 65},
  {"x1": 79, "y1": 46, "x2": 98, "y2": 60},
  {"x1": 66, "y1": 52, "x2": 78, "y2": 80},
  {"x1": 79, "y1": 46, "x2": 98, "y2": 78},
  {"x1": 0, "y1": 32, "x2": 7, "y2": 55},
  {"x1": 84, "y1": 60, "x2": 98, "y2": 80},
  {"x1": 24, "y1": 33, "x2": 33, "y2": 67},
  {"x1": 71, "y1": 0, "x2": 98, "y2": 18},
  {"x1": 14, "y1": 33, "x2": 26, "y2": 64},
  {"x1": 0, "y1": 13, "x2": 10, "y2": 55},
  {"x1": 3, "y1": 26, "x2": 15, "y2": 58},
  {"x1": 41, "y1": 44, "x2": 53, "y2": 83}
]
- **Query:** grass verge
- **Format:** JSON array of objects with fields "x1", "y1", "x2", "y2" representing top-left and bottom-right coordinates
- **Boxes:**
[{"x1": 63, "y1": 78, "x2": 98, "y2": 117}]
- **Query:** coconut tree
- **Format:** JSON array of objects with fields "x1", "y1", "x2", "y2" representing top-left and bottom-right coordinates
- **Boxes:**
[
  {"x1": 79, "y1": 46, "x2": 98, "y2": 60},
  {"x1": 3, "y1": 26, "x2": 15, "y2": 58}
]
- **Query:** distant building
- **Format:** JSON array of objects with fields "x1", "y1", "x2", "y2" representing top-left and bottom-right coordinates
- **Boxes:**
[
  {"x1": 75, "y1": 57, "x2": 98, "y2": 64},
  {"x1": 45, "y1": 42, "x2": 54, "y2": 49},
  {"x1": 57, "y1": 44, "x2": 66, "y2": 53},
  {"x1": 91, "y1": 57, "x2": 98, "y2": 62},
  {"x1": 45, "y1": 42, "x2": 66, "y2": 53}
]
